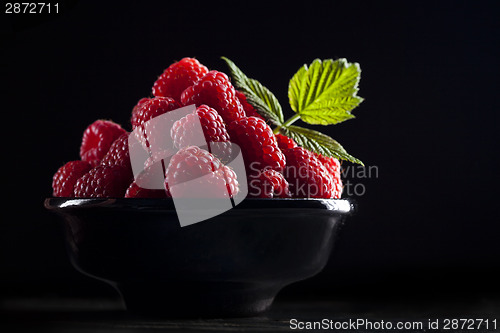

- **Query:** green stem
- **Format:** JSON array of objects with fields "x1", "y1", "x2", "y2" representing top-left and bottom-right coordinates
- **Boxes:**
[{"x1": 272, "y1": 113, "x2": 300, "y2": 134}]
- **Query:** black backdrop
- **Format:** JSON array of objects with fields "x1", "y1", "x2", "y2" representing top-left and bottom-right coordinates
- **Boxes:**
[{"x1": 2, "y1": 0, "x2": 500, "y2": 302}]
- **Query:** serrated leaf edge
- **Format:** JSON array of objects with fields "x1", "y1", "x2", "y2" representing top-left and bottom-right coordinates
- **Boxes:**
[
  {"x1": 281, "y1": 125, "x2": 364, "y2": 165},
  {"x1": 221, "y1": 57, "x2": 284, "y2": 125}
]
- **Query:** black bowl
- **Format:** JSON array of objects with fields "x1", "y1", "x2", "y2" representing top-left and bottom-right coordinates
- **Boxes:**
[{"x1": 44, "y1": 197, "x2": 354, "y2": 317}]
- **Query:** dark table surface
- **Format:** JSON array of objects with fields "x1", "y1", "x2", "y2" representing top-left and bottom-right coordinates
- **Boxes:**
[{"x1": 1, "y1": 295, "x2": 499, "y2": 333}]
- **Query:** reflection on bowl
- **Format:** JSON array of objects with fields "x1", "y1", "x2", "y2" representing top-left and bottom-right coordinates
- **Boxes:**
[{"x1": 45, "y1": 197, "x2": 354, "y2": 318}]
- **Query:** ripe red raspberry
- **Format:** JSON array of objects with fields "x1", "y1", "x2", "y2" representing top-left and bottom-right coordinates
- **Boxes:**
[
  {"x1": 180, "y1": 71, "x2": 245, "y2": 125},
  {"x1": 74, "y1": 164, "x2": 132, "y2": 198},
  {"x1": 235, "y1": 90, "x2": 264, "y2": 120},
  {"x1": 130, "y1": 96, "x2": 181, "y2": 129},
  {"x1": 80, "y1": 120, "x2": 127, "y2": 167},
  {"x1": 165, "y1": 145, "x2": 223, "y2": 186},
  {"x1": 131, "y1": 97, "x2": 151, "y2": 121},
  {"x1": 100, "y1": 133, "x2": 134, "y2": 187},
  {"x1": 227, "y1": 117, "x2": 286, "y2": 176},
  {"x1": 125, "y1": 160, "x2": 167, "y2": 198},
  {"x1": 133, "y1": 97, "x2": 151, "y2": 111},
  {"x1": 221, "y1": 166, "x2": 239, "y2": 199},
  {"x1": 101, "y1": 133, "x2": 131, "y2": 169},
  {"x1": 171, "y1": 105, "x2": 230, "y2": 149},
  {"x1": 248, "y1": 169, "x2": 291, "y2": 198},
  {"x1": 144, "y1": 148, "x2": 176, "y2": 169},
  {"x1": 275, "y1": 133, "x2": 297, "y2": 150},
  {"x1": 282, "y1": 147, "x2": 339, "y2": 199},
  {"x1": 152, "y1": 57, "x2": 209, "y2": 101},
  {"x1": 314, "y1": 153, "x2": 340, "y2": 174},
  {"x1": 130, "y1": 96, "x2": 181, "y2": 155},
  {"x1": 125, "y1": 181, "x2": 167, "y2": 198},
  {"x1": 52, "y1": 160, "x2": 92, "y2": 197},
  {"x1": 314, "y1": 153, "x2": 343, "y2": 197},
  {"x1": 164, "y1": 146, "x2": 238, "y2": 198},
  {"x1": 134, "y1": 149, "x2": 175, "y2": 195}
]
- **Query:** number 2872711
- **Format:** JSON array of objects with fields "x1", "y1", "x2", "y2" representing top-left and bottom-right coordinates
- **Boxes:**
[{"x1": 5, "y1": 3, "x2": 59, "y2": 14}]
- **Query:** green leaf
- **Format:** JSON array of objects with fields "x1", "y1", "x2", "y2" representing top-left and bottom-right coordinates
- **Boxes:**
[
  {"x1": 221, "y1": 57, "x2": 284, "y2": 125},
  {"x1": 288, "y1": 58, "x2": 363, "y2": 125},
  {"x1": 281, "y1": 125, "x2": 364, "y2": 165}
]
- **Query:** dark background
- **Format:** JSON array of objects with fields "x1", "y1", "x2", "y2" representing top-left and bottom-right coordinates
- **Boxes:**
[{"x1": 2, "y1": 0, "x2": 499, "y2": 305}]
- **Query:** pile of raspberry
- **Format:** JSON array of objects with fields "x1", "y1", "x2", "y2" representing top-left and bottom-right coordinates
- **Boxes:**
[{"x1": 52, "y1": 58, "x2": 343, "y2": 199}]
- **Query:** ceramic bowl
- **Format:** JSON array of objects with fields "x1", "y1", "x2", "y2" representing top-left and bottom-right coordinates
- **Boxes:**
[{"x1": 45, "y1": 197, "x2": 354, "y2": 317}]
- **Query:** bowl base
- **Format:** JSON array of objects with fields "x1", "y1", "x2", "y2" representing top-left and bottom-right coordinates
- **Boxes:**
[{"x1": 117, "y1": 281, "x2": 280, "y2": 318}]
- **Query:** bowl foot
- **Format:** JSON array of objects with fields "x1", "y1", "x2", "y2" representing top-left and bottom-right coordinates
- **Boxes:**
[{"x1": 116, "y1": 281, "x2": 280, "y2": 318}]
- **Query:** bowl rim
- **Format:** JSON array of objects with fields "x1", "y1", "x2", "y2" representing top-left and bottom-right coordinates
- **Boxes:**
[{"x1": 44, "y1": 197, "x2": 355, "y2": 214}]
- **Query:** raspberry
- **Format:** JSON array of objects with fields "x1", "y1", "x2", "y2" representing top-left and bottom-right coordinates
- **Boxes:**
[
  {"x1": 80, "y1": 120, "x2": 127, "y2": 167},
  {"x1": 130, "y1": 96, "x2": 181, "y2": 129},
  {"x1": 248, "y1": 169, "x2": 291, "y2": 198},
  {"x1": 152, "y1": 57, "x2": 209, "y2": 101},
  {"x1": 180, "y1": 71, "x2": 245, "y2": 125},
  {"x1": 144, "y1": 149, "x2": 175, "y2": 169},
  {"x1": 100, "y1": 133, "x2": 134, "y2": 188},
  {"x1": 227, "y1": 117, "x2": 286, "y2": 176},
  {"x1": 101, "y1": 133, "x2": 131, "y2": 169},
  {"x1": 125, "y1": 161, "x2": 167, "y2": 198},
  {"x1": 165, "y1": 146, "x2": 222, "y2": 186},
  {"x1": 275, "y1": 133, "x2": 297, "y2": 150},
  {"x1": 171, "y1": 105, "x2": 230, "y2": 149},
  {"x1": 136, "y1": 150, "x2": 175, "y2": 195},
  {"x1": 125, "y1": 181, "x2": 167, "y2": 198},
  {"x1": 221, "y1": 166, "x2": 239, "y2": 199},
  {"x1": 131, "y1": 97, "x2": 152, "y2": 122},
  {"x1": 314, "y1": 153, "x2": 343, "y2": 198},
  {"x1": 282, "y1": 147, "x2": 339, "y2": 199},
  {"x1": 164, "y1": 146, "x2": 238, "y2": 198},
  {"x1": 235, "y1": 90, "x2": 264, "y2": 120},
  {"x1": 74, "y1": 164, "x2": 132, "y2": 198},
  {"x1": 52, "y1": 160, "x2": 92, "y2": 197},
  {"x1": 314, "y1": 153, "x2": 340, "y2": 174},
  {"x1": 130, "y1": 96, "x2": 181, "y2": 155}
]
